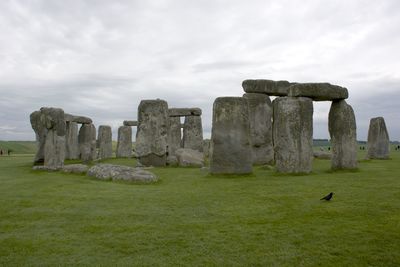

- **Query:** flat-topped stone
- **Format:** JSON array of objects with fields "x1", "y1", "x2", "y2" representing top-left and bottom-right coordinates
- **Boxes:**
[
  {"x1": 87, "y1": 164, "x2": 158, "y2": 183},
  {"x1": 242, "y1": 79, "x2": 294, "y2": 96},
  {"x1": 288, "y1": 83, "x2": 348, "y2": 101},
  {"x1": 64, "y1": 113, "x2": 92, "y2": 124},
  {"x1": 123, "y1": 120, "x2": 138, "y2": 127},
  {"x1": 168, "y1": 108, "x2": 202, "y2": 117}
]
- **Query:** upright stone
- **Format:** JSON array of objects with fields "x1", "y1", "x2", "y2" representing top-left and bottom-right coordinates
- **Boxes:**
[
  {"x1": 90, "y1": 124, "x2": 97, "y2": 160},
  {"x1": 167, "y1": 116, "x2": 181, "y2": 164},
  {"x1": 136, "y1": 99, "x2": 169, "y2": 166},
  {"x1": 79, "y1": 123, "x2": 96, "y2": 162},
  {"x1": 30, "y1": 110, "x2": 47, "y2": 164},
  {"x1": 116, "y1": 126, "x2": 132, "y2": 158},
  {"x1": 98, "y1": 125, "x2": 112, "y2": 159},
  {"x1": 366, "y1": 117, "x2": 390, "y2": 159},
  {"x1": 243, "y1": 93, "x2": 274, "y2": 165},
  {"x1": 210, "y1": 97, "x2": 252, "y2": 174},
  {"x1": 273, "y1": 97, "x2": 313, "y2": 173},
  {"x1": 65, "y1": 122, "x2": 79, "y2": 160},
  {"x1": 328, "y1": 100, "x2": 358, "y2": 170},
  {"x1": 182, "y1": 116, "x2": 203, "y2": 152}
]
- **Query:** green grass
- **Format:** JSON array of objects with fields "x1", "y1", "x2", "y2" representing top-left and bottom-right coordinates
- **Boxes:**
[
  {"x1": 0, "y1": 141, "x2": 37, "y2": 154},
  {"x1": 1, "y1": 151, "x2": 400, "y2": 266}
]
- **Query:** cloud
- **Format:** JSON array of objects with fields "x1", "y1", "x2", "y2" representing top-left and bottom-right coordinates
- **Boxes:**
[{"x1": 0, "y1": 0, "x2": 399, "y2": 141}]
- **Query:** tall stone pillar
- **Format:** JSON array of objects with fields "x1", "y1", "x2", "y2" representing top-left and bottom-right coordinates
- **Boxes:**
[
  {"x1": 116, "y1": 126, "x2": 132, "y2": 158},
  {"x1": 65, "y1": 121, "x2": 79, "y2": 160},
  {"x1": 182, "y1": 115, "x2": 203, "y2": 152},
  {"x1": 136, "y1": 99, "x2": 169, "y2": 166},
  {"x1": 167, "y1": 116, "x2": 181, "y2": 163},
  {"x1": 273, "y1": 97, "x2": 313, "y2": 173},
  {"x1": 328, "y1": 100, "x2": 358, "y2": 170},
  {"x1": 243, "y1": 93, "x2": 274, "y2": 165},
  {"x1": 210, "y1": 97, "x2": 252, "y2": 174},
  {"x1": 79, "y1": 123, "x2": 96, "y2": 162},
  {"x1": 30, "y1": 110, "x2": 47, "y2": 164},
  {"x1": 98, "y1": 125, "x2": 112, "y2": 159},
  {"x1": 366, "y1": 117, "x2": 390, "y2": 159}
]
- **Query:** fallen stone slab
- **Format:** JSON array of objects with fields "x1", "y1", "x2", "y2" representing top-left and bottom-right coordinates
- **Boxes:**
[
  {"x1": 313, "y1": 151, "x2": 332, "y2": 160},
  {"x1": 168, "y1": 108, "x2": 202, "y2": 117},
  {"x1": 64, "y1": 113, "x2": 92, "y2": 124},
  {"x1": 242, "y1": 79, "x2": 294, "y2": 96},
  {"x1": 62, "y1": 164, "x2": 89, "y2": 174},
  {"x1": 175, "y1": 148, "x2": 204, "y2": 167},
  {"x1": 288, "y1": 83, "x2": 348, "y2": 101},
  {"x1": 32, "y1": 165, "x2": 61, "y2": 171},
  {"x1": 123, "y1": 120, "x2": 138, "y2": 127},
  {"x1": 87, "y1": 164, "x2": 158, "y2": 183}
]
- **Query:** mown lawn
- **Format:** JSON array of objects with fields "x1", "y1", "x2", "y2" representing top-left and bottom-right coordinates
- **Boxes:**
[{"x1": 0, "y1": 151, "x2": 399, "y2": 266}]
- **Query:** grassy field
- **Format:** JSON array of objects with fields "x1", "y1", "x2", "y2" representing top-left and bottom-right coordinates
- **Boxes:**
[{"x1": 0, "y1": 150, "x2": 400, "y2": 266}]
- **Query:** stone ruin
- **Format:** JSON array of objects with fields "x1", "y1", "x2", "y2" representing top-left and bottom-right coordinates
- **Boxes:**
[
  {"x1": 366, "y1": 117, "x2": 390, "y2": 159},
  {"x1": 209, "y1": 79, "x2": 358, "y2": 174},
  {"x1": 30, "y1": 107, "x2": 113, "y2": 169}
]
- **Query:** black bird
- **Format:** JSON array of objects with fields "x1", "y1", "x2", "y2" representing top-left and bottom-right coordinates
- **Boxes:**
[{"x1": 320, "y1": 192, "x2": 334, "y2": 201}]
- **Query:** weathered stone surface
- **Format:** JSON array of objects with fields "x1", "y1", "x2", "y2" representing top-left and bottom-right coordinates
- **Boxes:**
[
  {"x1": 168, "y1": 108, "x2": 202, "y2": 117},
  {"x1": 64, "y1": 113, "x2": 92, "y2": 124},
  {"x1": 273, "y1": 97, "x2": 313, "y2": 173},
  {"x1": 182, "y1": 116, "x2": 203, "y2": 152},
  {"x1": 242, "y1": 79, "x2": 293, "y2": 96},
  {"x1": 40, "y1": 107, "x2": 66, "y2": 136},
  {"x1": 62, "y1": 164, "x2": 89, "y2": 174},
  {"x1": 366, "y1": 117, "x2": 390, "y2": 159},
  {"x1": 78, "y1": 123, "x2": 96, "y2": 162},
  {"x1": 202, "y1": 139, "x2": 211, "y2": 158},
  {"x1": 32, "y1": 165, "x2": 60, "y2": 171},
  {"x1": 65, "y1": 122, "x2": 79, "y2": 160},
  {"x1": 313, "y1": 151, "x2": 332, "y2": 160},
  {"x1": 328, "y1": 100, "x2": 358, "y2": 169},
  {"x1": 116, "y1": 126, "x2": 132, "y2": 158},
  {"x1": 288, "y1": 83, "x2": 348, "y2": 101},
  {"x1": 123, "y1": 120, "x2": 138, "y2": 127},
  {"x1": 44, "y1": 130, "x2": 65, "y2": 168},
  {"x1": 210, "y1": 97, "x2": 252, "y2": 174},
  {"x1": 136, "y1": 99, "x2": 169, "y2": 166},
  {"x1": 175, "y1": 148, "x2": 204, "y2": 167},
  {"x1": 98, "y1": 125, "x2": 112, "y2": 159},
  {"x1": 243, "y1": 93, "x2": 274, "y2": 165},
  {"x1": 30, "y1": 110, "x2": 47, "y2": 164},
  {"x1": 167, "y1": 116, "x2": 181, "y2": 162},
  {"x1": 87, "y1": 164, "x2": 158, "y2": 183}
]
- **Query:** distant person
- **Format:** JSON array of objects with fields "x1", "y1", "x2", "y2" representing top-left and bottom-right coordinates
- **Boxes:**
[
  {"x1": 0, "y1": 150, "x2": 2, "y2": 156},
  {"x1": 7, "y1": 150, "x2": 10, "y2": 156},
  {"x1": 328, "y1": 147, "x2": 330, "y2": 151}
]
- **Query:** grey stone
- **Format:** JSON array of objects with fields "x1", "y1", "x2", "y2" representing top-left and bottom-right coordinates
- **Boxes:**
[
  {"x1": 210, "y1": 97, "x2": 252, "y2": 174},
  {"x1": 273, "y1": 97, "x2": 313, "y2": 173},
  {"x1": 202, "y1": 139, "x2": 211, "y2": 158},
  {"x1": 62, "y1": 164, "x2": 89, "y2": 174},
  {"x1": 40, "y1": 107, "x2": 66, "y2": 136},
  {"x1": 98, "y1": 125, "x2": 112, "y2": 159},
  {"x1": 136, "y1": 99, "x2": 169, "y2": 166},
  {"x1": 328, "y1": 100, "x2": 358, "y2": 169},
  {"x1": 123, "y1": 120, "x2": 138, "y2": 127},
  {"x1": 167, "y1": 116, "x2": 182, "y2": 162},
  {"x1": 243, "y1": 93, "x2": 274, "y2": 165},
  {"x1": 30, "y1": 110, "x2": 47, "y2": 164},
  {"x1": 288, "y1": 83, "x2": 348, "y2": 101},
  {"x1": 78, "y1": 123, "x2": 96, "y2": 162},
  {"x1": 64, "y1": 113, "x2": 92, "y2": 124},
  {"x1": 366, "y1": 117, "x2": 390, "y2": 159},
  {"x1": 87, "y1": 164, "x2": 158, "y2": 183},
  {"x1": 313, "y1": 151, "x2": 332, "y2": 160},
  {"x1": 175, "y1": 148, "x2": 204, "y2": 167},
  {"x1": 168, "y1": 108, "x2": 202, "y2": 117},
  {"x1": 242, "y1": 79, "x2": 293, "y2": 96},
  {"x1": 32, "y1": 165, "x2": 60, "y2": 171},
  {"x1": 182, "y1": 115, "x2": 203, "y2": 152},
  {"x1": 44, "y1": 130, "x2": 65, "y2": 168},
  {"x1": 65, "y1": 122, "x2": 79, "y2": 160},
  {"x1": 116, "y1": 126, "x2": 132, "y2": 158}
]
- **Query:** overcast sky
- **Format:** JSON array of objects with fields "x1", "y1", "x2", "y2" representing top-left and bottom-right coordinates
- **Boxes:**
[{"x1": 0, "y1": 0, "x2": 399, "y2": 141}]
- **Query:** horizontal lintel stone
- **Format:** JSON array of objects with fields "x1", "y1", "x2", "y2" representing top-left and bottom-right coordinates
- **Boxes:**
[
  {"x1": 242, "y1": 79, "x2": 294, "y2": 96},
  {"x1": 64, "y1": 113, "x2": 92, "y2": 124},
  {"x1": 123, "y1": 120, "x2": 138, "y2": 126},
  {"x1": 168, "y1": 108, "x2": 202, "y2": 117},
  {"x1": 288, "y1": 83, "x2": 348, "y2": 101}
]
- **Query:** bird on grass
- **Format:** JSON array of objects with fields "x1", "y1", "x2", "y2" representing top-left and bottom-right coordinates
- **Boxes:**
[{"x1": 320, "y1": 192, "x2": 334, "y2": 201}]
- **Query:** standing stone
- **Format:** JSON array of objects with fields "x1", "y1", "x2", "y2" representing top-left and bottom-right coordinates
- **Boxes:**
[
  {"x1": 167, "y1": 116, "x2": 181, "y2": 164},
  {"x1": 366, "y1": 117, "x2": 390, "y2": 159},
  {"x1": 328, "y1": 100, "x2": 358, "y2": 170},
  {"x1": 79, "y1": 123, "x2": 96, "y2": 162},
  {"x1": 182, "y1": 116, "x2": 203, "y2": 152},
  {"x1": 210, "y1": 97, "x2": 252, "y2": 174},
  {"x1": 273, "y1": 97, "x2": 313, "y2": 173},
  {"x1": 90, "y1": 124, "x2": 97, "y2": 160},
  {"x1": 65, "y1": 122, "x2": 79, "y2": 160},
  {"x1": 30, "y1": 110, "x2": 47, "y2": 164},
  {"x1": 98, "y1": 125, "x2": 112, "y2": 159},
  {"x1": 243, "y1": 93, "x2": 274, "y2": 165},
  {"x1": 116, "y1": 126, "x2": 132, "y2": 158},
  {"x1": 202, "y1": 139, "x2": 211, "y2": 158},
  {"x1": 136, "y1": 99, "x2": 169, "y2": 166}
]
